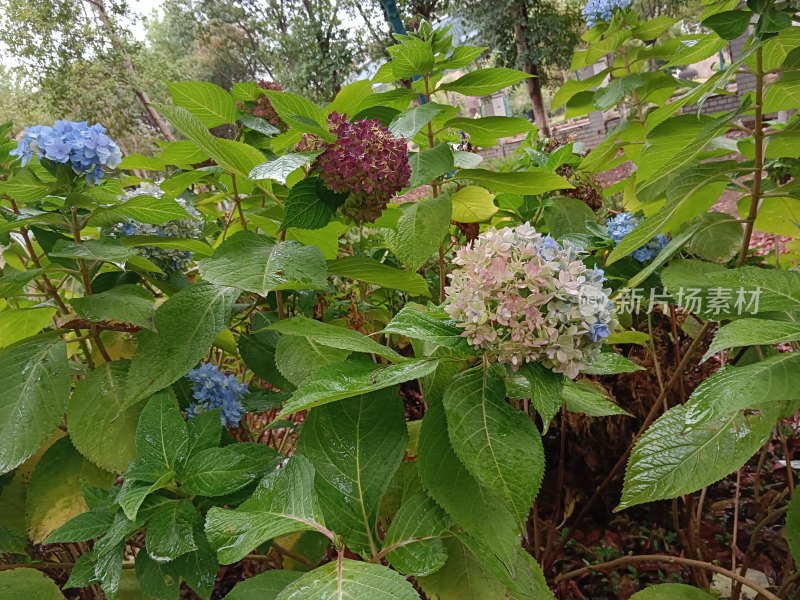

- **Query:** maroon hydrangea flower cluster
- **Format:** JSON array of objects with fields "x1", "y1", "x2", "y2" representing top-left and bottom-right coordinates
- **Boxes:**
[
  {"x1": 313, "y1": 112, "x2": 411, "y2": 223},
  {"x1": 253, "y1": 80, "x2": 286, "y2": 130}
]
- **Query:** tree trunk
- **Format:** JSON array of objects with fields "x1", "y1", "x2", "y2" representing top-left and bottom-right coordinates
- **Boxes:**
[
  {"x1": 526, "y1": 62, "x2": 551, "y2": 137},
  {"x1": 511, "y1": 0, "x2": 551, "y2": 137},
  {"x1": 85, "y1": 0, "x2": 176, "y2": 141}
]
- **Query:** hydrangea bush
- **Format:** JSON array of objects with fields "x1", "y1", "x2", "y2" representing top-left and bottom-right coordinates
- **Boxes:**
[{"x1": 1, "y1": 6, "x2": 799, "y2": 600}]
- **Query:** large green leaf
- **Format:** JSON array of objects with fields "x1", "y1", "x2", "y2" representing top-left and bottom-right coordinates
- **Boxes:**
[
  {"x1": 661, "y1": 260, "x2": 800, "y2": 319},
  {"x1": 26, "y1": 437, "x2": 114, "y2": 543},
  {"x1": 49, "y1": 239, "x2": 139, "y2": 266},
  {"x1": 683, "y1": 353, "x2": 800, "y2": 424},
  {"x1": 389, "y1": 104, "x2": 444, "y2": 139},
  {"x1": 703, "y1": 318, "x2": 800, "y2": 361},
  {"x1": 67, "y1": 360, "x2": 144, "y2": 473},
  {"x1": 383, "y1": 303, "x2": 473, "y2": 353},
  {"x1": 0, "y1": 569, "x2": 65, "y2": 599},
  {"x1": 450, "y1": 186, "x2": 497, "y2": 223},
  {"x1": 69, "y1": 285, "x2": 155, "y2": 331},
  {"x1": 386, "y1": 37, "x2": 434, "y2": 79},
  {"x1": 326, "y1": 257, "x2": 430, "y2": 296},
  {"x1": 455, "y1": 168, "x2": 572, "y2": 195},
  {"x1": 158, "y1": 104, "x2": 265, "y2": 179},
  {"x1": 145, "y1": 499, "x2": 199, "y2": 562},
  {"x1": 443, "y1": 368, "x2": 544, "y2": 525},
  {"x1": 297, "y1": 389, "x2": 407, "y2": 555},
  {"x1": 275, "y1": 559, "x2": 418, "y2": 600},
  {"x1": 88, "y1": 195, "x2": 191, "y2": 227},
  {"x1": 702, "y1": 10, "x2": 753, "y2": 40},
  {"x1": 0, "y1": 307, "x2": 56, "y2": 349},
  {"x1": 198, "y1": 232, "x2": 327, "y2": 296},
  {"x1": 168, "y1": 81, "x2": 238, "y2": 128},
  {"x1": 124, "y1": 285, "x2": 238, "y2": 407},
  {"x1": 409, "y1": 143, "x2": 454, "y2": 188},
  {"x1": 277, "y1": 358, "x2": 438, "y2": 418},
  {"x1": 394, "y1": 194, "x2": 452, "y2": 271},
  {"x1": 225, "y1": 570, "x2": 303, "y2": 600},
  {"x1": 382, "y1": 491, "x2": 449, "y2": 576},
  {"x1": 439, "y1": 68, "x2": 531, "y2": 96},
  {"x1": 444, "y1": 116, "x2": 536, "y2": 147},
  {"x1": 179, "y1": 444, "x2": 280, "y2": 497},
  {"x1": 266, "y1": 315, "x2": 402, "y2": 361},
  {"x1": 204, "y1": 455, "x2": 329, "y2": 564},
  {"x1": 0, "y1": 268, "x2": 44, "y2": 297},
  {"x1": 133, "y1": 391, "x2": 189, "y2": 480},
  {"x1": 543, "y1": 197, "x2": 595, "y2": 239},
  {"x1": 275, "y1": 335, "x2": 350, "y2": 386},
  {"x1": 0, "y1": 338, "x2": 70, "y2": 474},
  {"x1": 281, "y1": 177, "x2": 344, "y2": 231},
  {"x1": 686, "y1": 212, "x2": 743, "y2": 263},
  {"x1": 417, "y1": 400, "x2": 521, "y2": 571},
  {"x1": 518, "y1": 363, "x2": 564, "y2": 431},
  {"x1": 249, "y1": 153, "x2": 320, "y2": 185},
  {"x1": 619, "y1": 401, "x2": 783, "y2": 510},
  {"x1": 635, "y1": 114, "x2": 728, "y2": 197}
]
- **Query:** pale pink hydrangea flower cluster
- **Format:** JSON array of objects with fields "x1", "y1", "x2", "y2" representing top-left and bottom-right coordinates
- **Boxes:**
[{"x1": 444, "y1": 223, "x2": 617, "y2": 378}]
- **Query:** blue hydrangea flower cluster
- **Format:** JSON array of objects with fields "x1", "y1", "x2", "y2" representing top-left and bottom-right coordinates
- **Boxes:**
[
  {"x1": 607, "y1": 212, "x2": 669, "y2": 263},
  {"x1": 107, "y1": 183, "x2": 203, "y2": 273},
  {"x1": 582, "y1": 0, "x2": 632, "y2": 28},
  {"x1": 185, "y1": 363, "x2": 248, "y2": 427},
  {"x1": 10, "y1": 121, "x2": 122, "y2": 183}
]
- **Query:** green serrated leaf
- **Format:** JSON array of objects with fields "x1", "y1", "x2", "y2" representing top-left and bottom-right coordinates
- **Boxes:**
[
  {"x1": 267, "y1": 315, "x2": 402, "y2": 361},
  {"x1": 199, "y1": 232, "x2": 327, "y2": 296},
  {"x1": 69, "y1": 285, "x2": 155, "y2": 331},
  {"x1": 326, "y1": 257, "x2": 430, "y2": 296},
  {"x1": 67, "y1": 360, "x2": 144, "y2": 473},
  {"x1": 168, "y1": 81, "x2": 238, "y2": 127},
  {"x1": 26, "y1": 437, "x2": 114, "y2": 543},
  {"x1": 439, "y1": 68, "x2": 531, "y2": 96},
  {"x1": 124, "y1": 285, "x2": 238, "y2": 407},
  {"x1": 456, "y1": 168, "x2": 573, "y2": 195},
  {"x1": 275, "y1": 559, "x2": 418, "y2": 600},
  {"x1": 394, "y1": 194, "x2": 452, "y2": 271},
  {"x1": 443, "y1": 368, "x2": 544, "y2": 525},
  {"x1": 383, "y1": 491, "x2": 448, "y2": 576},
  {"x1": 205, "y1": 455, "x2": 328, "y2": 564},
  {"x1": 249, "y1": 153, "x2": 320, "y2": 185},
  {"x1": 277, "y1": 358, "x2": 438, "y2": 418},
  {"x1": 145, "y1": 500, "x2": 198, "y2": 562},
  {"x1": 0, "y1": 338, "x2": 70, "y2": 474},
  {"x1": 179, "y1": 444, "x2": 279, "y2": 497},
  {"x1": 297, "y1": 389, "x2": 407, "y2": 555}
]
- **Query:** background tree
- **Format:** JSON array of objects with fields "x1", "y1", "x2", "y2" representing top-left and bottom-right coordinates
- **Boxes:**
[{"x1": 461, "y1": 0, "x2": 582, "y2": 136}]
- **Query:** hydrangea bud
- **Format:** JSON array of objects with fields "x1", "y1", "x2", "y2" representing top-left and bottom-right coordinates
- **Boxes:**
[
  {"x1": 606, "y1": 212, "x2": 669, "y2": 263},
  {"x1": 444, "y1": 223, "x2": 617, "y2": 378},
  {"x1": 582, "y1": 0, "x2": 632, "y2": 28},
  {"x1": 253, "y1": 80, "x2": 287, "y2": 130},
  {"x1": 185, "y1": 362, "x2": 248, "y2": 427},
  {"x1": 107, "y1": 183, "x2": 203, "y2": 273},
  {"x1": 314, "y1": 112, "x2": 411, "y2": 224},
  {"x1": 10, "y1": 120, "x2": 122, "y2": 183}
]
